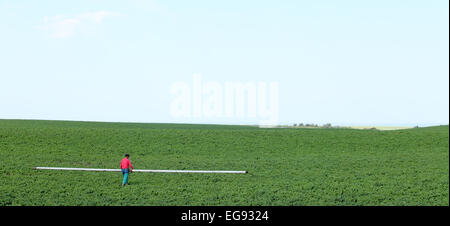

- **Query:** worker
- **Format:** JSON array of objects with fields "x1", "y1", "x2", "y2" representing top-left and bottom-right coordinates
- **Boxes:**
[{"x1": 120, "y1": 153, "x2": 134, "y2": 186}]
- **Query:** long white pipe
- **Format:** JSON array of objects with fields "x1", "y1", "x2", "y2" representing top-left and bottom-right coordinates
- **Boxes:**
[{"x1": 33, "y1": 167, "x2": 248, "y2": 174}]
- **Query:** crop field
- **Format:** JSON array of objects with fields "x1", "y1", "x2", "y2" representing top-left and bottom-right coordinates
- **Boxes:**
[{"x1": 0, "y1": 119, "x2": 448, "y2": 206}]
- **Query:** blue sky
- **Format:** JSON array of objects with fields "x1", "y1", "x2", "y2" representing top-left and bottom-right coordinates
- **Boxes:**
[{"x1": 0, "y1": 0, "x2": 448, "y2": 126}]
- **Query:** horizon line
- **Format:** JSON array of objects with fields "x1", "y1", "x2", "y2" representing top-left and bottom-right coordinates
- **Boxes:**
[{"x1": 0, "y1": 118, "x2": 448, "y2": 128}]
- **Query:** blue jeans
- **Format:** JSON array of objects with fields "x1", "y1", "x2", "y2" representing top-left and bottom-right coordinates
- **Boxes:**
[{"x1": 121, "y1": 169, "x2": 129, "y2": 185}]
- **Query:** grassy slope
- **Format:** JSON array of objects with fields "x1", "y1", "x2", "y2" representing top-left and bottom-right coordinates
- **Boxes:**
[{"x1": 0, "y1": 119, "x2": 448, "y2": 206}]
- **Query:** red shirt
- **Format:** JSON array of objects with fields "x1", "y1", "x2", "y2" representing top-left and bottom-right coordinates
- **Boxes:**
[{"x1": 120, "y1": 158, "x2": 134, "y2": 169}]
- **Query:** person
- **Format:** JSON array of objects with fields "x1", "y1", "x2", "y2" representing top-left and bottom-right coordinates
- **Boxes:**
[{"x1": 120, "y1": 153, "x2": 134, "y2": 186}]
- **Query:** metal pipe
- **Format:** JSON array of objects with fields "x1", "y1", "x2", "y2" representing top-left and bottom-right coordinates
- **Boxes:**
[{"x1": 33, "y1": 167, "x2": 248, "y2": 174}]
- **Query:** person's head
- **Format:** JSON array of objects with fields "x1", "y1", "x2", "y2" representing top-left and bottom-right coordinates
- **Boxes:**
[{"x1": 125, "y1": 153, "x2": 130, "y2": 159}]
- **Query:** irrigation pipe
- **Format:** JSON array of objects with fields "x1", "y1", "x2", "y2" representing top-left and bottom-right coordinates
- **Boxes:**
[{"x1": 33, "y1": 167, "x2": 248, "y2": 174}]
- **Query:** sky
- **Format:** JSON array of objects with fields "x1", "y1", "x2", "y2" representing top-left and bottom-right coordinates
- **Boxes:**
[{"x1": 0, "y1": 0, "x2": 448, "y2": 126}]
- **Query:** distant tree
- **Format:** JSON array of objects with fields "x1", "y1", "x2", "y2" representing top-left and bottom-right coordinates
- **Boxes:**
[
  {"x1": 293, "y1": 123, "x2": 297, "y2": 127},
  {"x1": 322, "y1": 123, "x2": 332, "y2": 128},
  {"x1": 299, "y1": 123, "x2": 304, "y2": 127}
]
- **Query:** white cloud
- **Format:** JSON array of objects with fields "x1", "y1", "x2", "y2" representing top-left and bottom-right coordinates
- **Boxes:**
[{"x1": 37, "y1": 11, "x2": 119, "y2": 38}]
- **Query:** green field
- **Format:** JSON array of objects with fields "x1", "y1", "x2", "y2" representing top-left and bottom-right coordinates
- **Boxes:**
[{"x1": 0, "y1": 119, "x2": 448, "y2": 206}]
